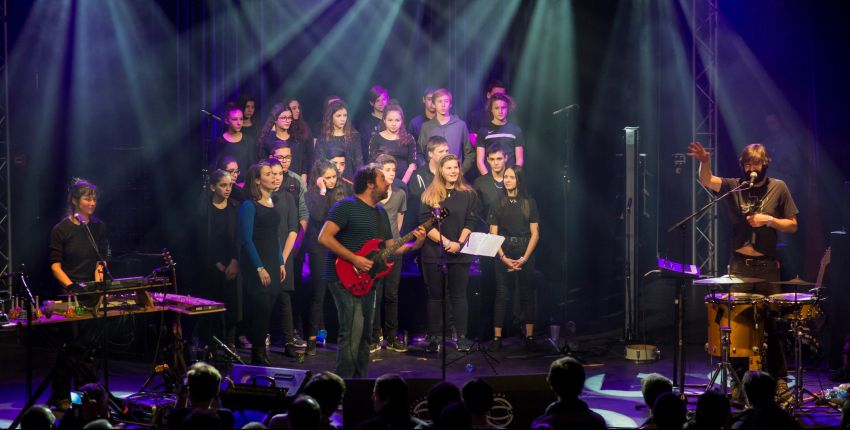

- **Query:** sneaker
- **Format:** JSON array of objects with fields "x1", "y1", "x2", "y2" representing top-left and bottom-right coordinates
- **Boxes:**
[
  {"x1": 369, "y1": 342, "x2": 381, "y2": 353},
  {"x1": 488, "y1": 336, "x2": 502, "y2": 352},
  {"x1": 425, "y1": 338, "x2": 441, "y2": 353},
  {"x1": 386, "y1": 337, "x2": 408, "y2": 352},
  {"x1": 456, "y1": 336, "x2": 472, "y2": 352},
  {"x1": 283, "y1": 342, "x2": 299, "y2": 358},
  {"x1": 237, "y1": 335, "x2": 253, "y2": 349},
  {"x1": 775, "y1": 378, "x2": 793, "y2": 408},
  {"x1": 306, "y1": 340, "x2": 317, "y2": 356}
]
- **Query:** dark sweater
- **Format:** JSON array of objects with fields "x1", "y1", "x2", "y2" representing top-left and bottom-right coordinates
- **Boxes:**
[
  {"x1": 49, "y1": 217, "x2": 108, "y2": 284},
  {"x1": 418, "y1": 189, "x2": 479, "y2": 264}
]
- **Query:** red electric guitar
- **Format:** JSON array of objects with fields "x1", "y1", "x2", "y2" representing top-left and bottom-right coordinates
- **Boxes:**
[{"x1": 336, "y1": 208, "x2": 448, "y2": 296}]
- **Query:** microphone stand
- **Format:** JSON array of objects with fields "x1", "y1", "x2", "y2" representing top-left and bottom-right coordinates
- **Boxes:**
[
  {"x1": 201, "y1": 109, "x2": 222, "y2": 167},
  {"x1": 667, "y1": 179, "x2": 751, "y2": 397},
  {"x1": 554, "y1": 104, "x2": 578, "y2": 357},
  {"x1": 13, "y1": 266, "x2": 36, "y2": 403},
  {"x1": 434, "y1": 206, "x2": 449, "y2": 382}
]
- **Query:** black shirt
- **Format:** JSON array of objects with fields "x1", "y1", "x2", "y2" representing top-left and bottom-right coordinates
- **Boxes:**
[
  {"x1": 408, "y1": 114, "x2": 430, "y2": 145},
  {"x1": 408, "y1": 166, "x2": 435, "y2": 198},
  {"x1": 324, "y1": 197, "x2": 393, "y2": 282},
  {"x1": 368, "y1": 133, "x2": 417, "y2": 168},
  {"x1": 202, "y1": 199, "x2": 239, "y2": 268},
  {"x1": 488, "y1": 196, "x2": 539, "y2": 237},
  {"x1": 418, "y1": 189, "x2": 479, "y2": 264},
  {"x1": 215, "y1": 134, "x2": 256, "y2": 176},
  {"x1": 476, "y1": 121, "x2": 525, "y2": 165},
  {"x1": 273, "y1": 190, "x2": 300, "y2": 291},
  {"x1": 305, "y1": 187, "x2": 350, "y2": 254},
  {"x1": 718, "y1": 177, "x2": 798, "y2": 257},
  {"x1": 315, "y1": 134, "x2": 363, "y2": 181},
  {"x1": 473, "y1": 174, "x2": 505, "y2": 223},
  {"x1": 359, "y1": 115, "x2": 383, "y2": 164},
  {"x1": 49, "y1": 217, "x2": 108, "y2": 284},
  {"x1": 262, "y1": 134, "x2": 309, "y2": 175}
]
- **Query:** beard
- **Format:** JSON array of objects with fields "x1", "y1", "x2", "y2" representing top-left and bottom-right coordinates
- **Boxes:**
[{"x1": 741, "y1": 165, "x2": 768, "y2": 184}]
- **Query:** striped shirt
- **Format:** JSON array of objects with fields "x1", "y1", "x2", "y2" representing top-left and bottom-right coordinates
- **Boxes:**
[{"x1": 324, "y1": 196, "x2": 393, "y2": 282}]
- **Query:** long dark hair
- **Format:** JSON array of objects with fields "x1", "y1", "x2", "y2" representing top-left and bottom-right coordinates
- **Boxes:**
[
  {"x1": 495, "y1": 165, "x2": 531, "y2": 219},
  {"x1": 246, "y1": 159, "x2": 281, "y2": 201},
  {"x1": 379, "y1": 103, "x2": 414, "y2": 148},
  {"x1": 308, "y1": 159, "x2": 347, "y2": 203},
  {"x1": 321, "y1": 100, "x2": 357, "y2": 144},
  {"x1": 283, "y1": 98, "x2": 309, "y2": 143}
]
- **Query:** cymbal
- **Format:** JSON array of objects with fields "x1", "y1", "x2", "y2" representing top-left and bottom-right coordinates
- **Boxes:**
[
  {"x1": 693, "y1": 275, "x2": 765, "y2": 285},
  {"x1": 770, "y1": 276, "x2": 816, "y2": 286}
]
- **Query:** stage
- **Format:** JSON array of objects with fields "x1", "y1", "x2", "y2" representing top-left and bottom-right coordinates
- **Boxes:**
[{"x1": 0, "y1": 333, "x2": 842, "y2": 429}]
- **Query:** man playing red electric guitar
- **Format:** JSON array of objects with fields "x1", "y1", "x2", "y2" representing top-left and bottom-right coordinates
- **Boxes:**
[{"x1": 318, "y1": 163, "x2": 426, "y2": 378}]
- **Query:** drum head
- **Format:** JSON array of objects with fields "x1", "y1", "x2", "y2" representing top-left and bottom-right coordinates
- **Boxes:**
[
  {"x1": 704, "y1": 292, "x2": 765, "y2": 303},
  {"x1": 768, "y1": 292, "x2": 815, "y2": 303}
]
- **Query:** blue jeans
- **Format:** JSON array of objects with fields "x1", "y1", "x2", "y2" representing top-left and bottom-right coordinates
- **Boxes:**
[{"x1": 328, "y1": 280, "x2": 376, "y2": 378}]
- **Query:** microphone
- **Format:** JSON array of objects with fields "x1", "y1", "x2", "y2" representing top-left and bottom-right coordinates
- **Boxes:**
[
  {"x1": 74, "y1": 213, "x2": 88, "y2": 225},
  {"x1": 744, "y1": 171, "x2": 758, "y2": 188},
  {"x1": 211, "y1": 336, "x2": 245, "y2": 364},
  {"x1": 552, "y1": 104, "x2": 579, "y2": 116}
]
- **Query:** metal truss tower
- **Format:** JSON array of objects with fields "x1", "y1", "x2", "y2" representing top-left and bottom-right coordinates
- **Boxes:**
[
  {"x1": 691, "y1": 0, "x2": 719, "y2": 276},
  {"x1": 0, "y1": 0, "x2": 9, "y2": 292}
]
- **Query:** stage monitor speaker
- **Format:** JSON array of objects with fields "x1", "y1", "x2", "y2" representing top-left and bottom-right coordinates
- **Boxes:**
[
  {"x1": 343, "y1": 374, "x2": 554, "y2": 429},
  {"x1": 479, "y1": 374, "x2": 556, "y2": 429},
  {"x1": 220, "y1": 365, "x2": 311, "y2": 414},
  {"x1": 342, "y1": 377, "x2": 439, "y2": 428}
]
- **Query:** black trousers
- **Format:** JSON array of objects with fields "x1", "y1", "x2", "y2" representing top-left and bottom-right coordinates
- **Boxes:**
[
  {"x1": 306, "y1": 249, "x2": 328, "y2": 339},
  {"x1": 196, "y1": 268, "x2": 241, "y2": 345},
  {"x1": 277, "y1": 290, "x2": 295, "y2": 344},
  {"x1": 372, "y1": 258, "x2": 402, "y2": 340},
  {"x1": 728, "y1": 254, "x2": 787, "y2": 378},
  {"x1": 50, "y1": 321, "x2": 99, "y2": 403},
  {"x1": 493, "y1": 243, "x2": 536, "y2": 330},
  {"x1": 246, "y1": 285, "x2": 282, "y2": 352},
  {"x1": 422, "y1": 262, "x2": 470, "y2": 338}
]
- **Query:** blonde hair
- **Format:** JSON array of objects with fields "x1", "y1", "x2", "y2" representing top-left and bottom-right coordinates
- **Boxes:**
[{"x1": 421, "y1": 154, "x2": 473, "y2": 208}]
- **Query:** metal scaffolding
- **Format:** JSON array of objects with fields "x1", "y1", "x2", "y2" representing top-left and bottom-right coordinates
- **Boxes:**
[
  {"x1": 0, "y1": 0, "x2": 9, "y2": 291},
  {"x1": 691, "y1": 0, "x2": 719, "y2": 276}
]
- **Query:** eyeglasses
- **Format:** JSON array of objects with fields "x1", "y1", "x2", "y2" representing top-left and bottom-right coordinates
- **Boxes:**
[
  {"x1": 274, "y1": 155, "x2": 293, "y2": 161},
  {"x1": 226, "y1": 169, "x2": 240, "y2": 174},
  {"x1": 280, "y1": 116, "x2": 293, "y2": 121}
]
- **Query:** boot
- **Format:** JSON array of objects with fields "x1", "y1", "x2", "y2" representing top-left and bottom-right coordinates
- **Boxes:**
[{"x1": 251, "y1": 346, "x2": 271, "y2": 366}]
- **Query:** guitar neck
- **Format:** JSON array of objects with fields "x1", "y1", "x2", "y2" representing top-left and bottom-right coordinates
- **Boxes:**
[
  {"x1": 378, "y1": 218, "x2": 437, "y2": 260},
  {"x1": 815, "y1": 247, "x2": 831, "y2": 288}
]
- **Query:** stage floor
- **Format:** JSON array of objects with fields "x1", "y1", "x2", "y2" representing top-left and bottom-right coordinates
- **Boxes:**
[{"x1": 0, "y1": 337, "x2": 843, "y2": 428}]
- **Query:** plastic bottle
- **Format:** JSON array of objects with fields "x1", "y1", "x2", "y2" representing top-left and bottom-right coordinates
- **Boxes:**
[{"x1": 317, "y1": 329, "x2": 328, "y2": 346}]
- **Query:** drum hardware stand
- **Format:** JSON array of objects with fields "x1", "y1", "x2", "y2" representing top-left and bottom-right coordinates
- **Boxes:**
[
  {"x1": 782, "y1": 289, "x2": 838, "y2": 414},
  {"x1": 706, "y1": 324, "x2": 749, "y2": 405},
  {"x1": 668, "y1": 179, "x2": 752, "y2": 397}
]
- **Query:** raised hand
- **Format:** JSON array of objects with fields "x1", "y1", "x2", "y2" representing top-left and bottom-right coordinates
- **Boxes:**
[{"x1": 687, "y1": 142, "x2": 711, "y2": 163}]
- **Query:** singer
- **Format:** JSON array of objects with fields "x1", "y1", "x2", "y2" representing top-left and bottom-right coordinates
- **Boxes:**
[
  {"x1": 418, "y1": 154, "x2": 480, "y2": 353},
  {"x1": 46, "y1": 178, "x2": 109, "y2": 410},
  {"x1": 317, "y1": 164, "x2": 426, "y2": 378},
  {"x1": 49, "y1": 178, "x2": 108, "y2": 298},
  {"x1": 687, "y1": 142, "x2": 798, "y2": 399}
]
